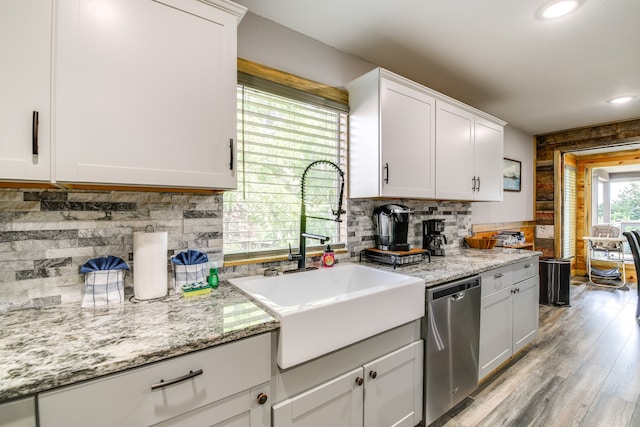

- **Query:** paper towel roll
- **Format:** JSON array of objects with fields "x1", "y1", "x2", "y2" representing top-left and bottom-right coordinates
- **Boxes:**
[{"x1": 133, "y1": 231, "x2": 168, "y2": 300}]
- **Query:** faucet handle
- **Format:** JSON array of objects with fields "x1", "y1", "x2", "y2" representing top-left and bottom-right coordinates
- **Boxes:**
[{"x1": 288, "y1": 243, "x2": 301, "y2": 261}]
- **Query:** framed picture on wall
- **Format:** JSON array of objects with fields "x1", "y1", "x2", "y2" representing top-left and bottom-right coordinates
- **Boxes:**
[{"x1": 503, "y1": 158, "x2": 521, "y2": 192}]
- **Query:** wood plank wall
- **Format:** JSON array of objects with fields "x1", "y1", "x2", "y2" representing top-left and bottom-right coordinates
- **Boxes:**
[
  {"x1": 472, "y1": 221, "x2": 536, "y2": 249},
  {"x1": 535, "y1": 118, "x2": 640, "y2": 258}
]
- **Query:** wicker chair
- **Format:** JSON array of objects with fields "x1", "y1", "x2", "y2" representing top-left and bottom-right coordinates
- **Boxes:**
[{"x1": 622, "y1": 230, "x2": 640, "y2": 319}]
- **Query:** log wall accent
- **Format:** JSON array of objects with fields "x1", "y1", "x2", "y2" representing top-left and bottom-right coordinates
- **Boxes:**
[
  {"x1": 472, "y1": 221, "x2": 536, "y2": 250},
  {"x1": 535, "y1": 118, "x2": 640, "y2": 258}
]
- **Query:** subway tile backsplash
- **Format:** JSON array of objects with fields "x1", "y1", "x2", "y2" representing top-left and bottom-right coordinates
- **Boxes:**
[{"x1": 0, "y1": 189, "x2": 471, "y2": 312}]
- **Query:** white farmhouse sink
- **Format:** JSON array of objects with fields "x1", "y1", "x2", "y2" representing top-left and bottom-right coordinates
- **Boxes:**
[{"x1": 228, "y1": 263, "x2": 425, "y2": 369}]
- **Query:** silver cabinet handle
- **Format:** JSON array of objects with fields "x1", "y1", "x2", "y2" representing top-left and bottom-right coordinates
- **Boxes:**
[
  {"x1": 494, "y1": 273, "x2": 503, "y2": 278},
  {"x1": 150, "y1": 369, "x2": 203, "y2": 390},
  {"x1": 229, "y1": 138, "x2": 234, "y2": 170},
  {"x1": 383, "y1": 163, "x2": 389, "y2": 184},
  {"x1": 476, "y1": 176, "x2": 480, "y2": 191},
  {"x1": 524, "y1": 263, "x2": 534, "y2": 268},
  {"x1": 471, "y1": 176, "x2": 476, "y2": 191}
]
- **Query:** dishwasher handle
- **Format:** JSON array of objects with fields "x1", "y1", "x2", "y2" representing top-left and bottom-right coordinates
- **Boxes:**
[
  {"x1": 429, "y1": 276, "x2": 480, "y2": 302},
  {"x1": 450, "y1": 292, "x2": 466, "y2": 302}
]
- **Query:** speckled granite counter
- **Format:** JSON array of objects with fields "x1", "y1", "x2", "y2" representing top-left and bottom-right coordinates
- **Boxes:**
[
  {"x1": 0, "y1": 283, "x2": 278, "y2": 402},
  {"x1": 360, "y1": 247, "x2": 542, "y2": 286},
  {"x1": 0, "y1": 248, "x2": 538, "y2": 403}
]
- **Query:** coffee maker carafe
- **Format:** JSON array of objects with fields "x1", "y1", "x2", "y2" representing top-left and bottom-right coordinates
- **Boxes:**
[
  {"x1": 373, "y1": 204, "x2": 411, "y2": 251},
  {"x1": 423, "y1": 219, "x2": 447, "y2": 256}
]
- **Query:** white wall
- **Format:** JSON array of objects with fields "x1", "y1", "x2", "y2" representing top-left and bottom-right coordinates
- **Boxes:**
[
  {"x1": 238, "y1": 12, "x2": 373, "y2": 88},
  {"x1": 471, "y1": 125, "x2": 535, "y2": 223},
  {"x1": 238, "y1": 12, "x2": 536, "y2": 225}
]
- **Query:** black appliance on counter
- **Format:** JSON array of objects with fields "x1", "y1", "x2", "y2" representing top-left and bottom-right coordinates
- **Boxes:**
[
  {"x1": 373, "y1": 204, "x2": 411, "y2": 251},
  {"x1": 423, "y1": 219, "x2": 447, "y2": 256}
]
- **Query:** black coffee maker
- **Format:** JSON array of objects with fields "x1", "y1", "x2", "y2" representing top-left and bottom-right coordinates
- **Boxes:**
[
  {"x1": 423, "y1": 219, "x2": 447, "y2": 256},
  {"x1": 373, "y1": 204, "x2": 411, "y2": 251}
]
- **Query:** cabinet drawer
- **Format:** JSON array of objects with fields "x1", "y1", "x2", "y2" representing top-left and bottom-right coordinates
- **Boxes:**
[
  {"x1": 0, "y1": 396, "x2": 36, "y2": 427},
  {"x1": 480, "y1": 265, "x2": 514, "y2": 298},
  {"x1": 39, "y1": 333, "x2": 271, "y2": 427},
  {"x1": 512, "y1": 258, "x2": 539, "y2": 284}
]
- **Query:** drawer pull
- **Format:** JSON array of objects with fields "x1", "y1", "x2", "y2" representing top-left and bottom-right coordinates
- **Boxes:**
[
  {"x1": 355, "y1": 377, "x2": 364, "y2": 386},
  {"x1": 369, "y1": 370, "x2": 378, "y2": 379},
  {"x1": 524, "y1": 263, "x2": 533, "y2": 268},
  {"x1": 494, "y1": 273, "x2": 503, "y2": 279},
  {"x1": 150, "y1": 369, "x2": 203, "y2": 390},
  {"x1": 257, "y1": 393, "x2": 268, "y2": 405}
]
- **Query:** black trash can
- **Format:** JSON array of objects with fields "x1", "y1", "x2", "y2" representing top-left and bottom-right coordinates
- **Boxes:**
[{"x1": 539, "y1": 258, "x2": 571, "y2": 306}]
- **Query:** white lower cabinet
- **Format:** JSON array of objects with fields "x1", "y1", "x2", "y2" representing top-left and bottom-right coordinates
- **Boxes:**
[
  {"x1": 0, "y1": 397, "x2": 36, "y2": 427},
  {"x1": 272, "y1": 340, "x2": 423, "y2": 427},
  {"x1": 512, "y1": 276, "x2": 540, "y2": 354},
  {"x1": 363, "y1": 341, "x2": 423, "y2": 427},
  {"x1": 478, "y1": 258, "x2": 539, "y2": 381},
  {"x1": 272, "y1": 368, "x2": 364, "y2": 427},
  {"x1": 38, "y1": 333, "x2": 271, "y2": 427}
]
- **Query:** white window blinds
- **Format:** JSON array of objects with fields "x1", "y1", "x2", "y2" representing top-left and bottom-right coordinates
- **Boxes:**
[
  {"x1": 563, "y1": 164, "x2": 577, "y2": 258},
  {"x1": 223, "y1": 83, "x2": 347, "y2": 257}
]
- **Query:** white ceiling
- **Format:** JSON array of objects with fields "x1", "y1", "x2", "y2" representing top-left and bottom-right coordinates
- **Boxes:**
[{"x1": 234, "y1": 0, "x2": 640, "y2": 136}]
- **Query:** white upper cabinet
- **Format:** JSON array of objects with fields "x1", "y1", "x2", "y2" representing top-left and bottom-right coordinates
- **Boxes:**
[
  {"x1": 434, "y1": 101, "x2": 475, "y2": 200},
  {"x1": 473, "y1": 117, "x2": 504, "y2": 201},
  {"x1": 348, "y1": 67, "x2": 505, "y2": 201},
  {"x1": 347, "y1": 68, "x2": 436, "y2": 199},
  {"x1": 54, "y1": 0, "x2": 245, "y2": 189},
  {"x1": 0, "y1": 0, "x2": 52, "y2": 182},
  {"x1": 435, "y1": 101, "x2": 504, "y2": 201}
]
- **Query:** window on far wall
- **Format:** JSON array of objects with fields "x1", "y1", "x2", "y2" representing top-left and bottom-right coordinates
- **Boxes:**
[
  {"x1": 593, "y1": 167, "x2": 640, "y2": 238},
  {"x1": 223, "y1": 77, "x2": 348, "y2": 260}
]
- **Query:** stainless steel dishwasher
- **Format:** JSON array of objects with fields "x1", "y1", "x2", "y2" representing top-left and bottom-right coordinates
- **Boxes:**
[{"x1": 423, "y1": 275, "x2": 481, "y2": 425}]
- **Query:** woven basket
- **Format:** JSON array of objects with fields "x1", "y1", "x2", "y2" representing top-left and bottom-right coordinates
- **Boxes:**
[{"x1": 465, "y1": 237, "x2": 498, "y2": 249}]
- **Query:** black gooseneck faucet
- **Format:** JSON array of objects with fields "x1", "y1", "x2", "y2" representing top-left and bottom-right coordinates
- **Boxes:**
[{"x1": 286, "y1": 160, "x2": 345, "y2": 272}]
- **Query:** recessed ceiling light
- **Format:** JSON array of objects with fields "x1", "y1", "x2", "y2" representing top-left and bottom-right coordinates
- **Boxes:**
[
  {"x1": 541, "y1": 0, "x2": 580, "y2": 19},
  {"x1": 608, "y1": 96, "x2": 636, "y2": 104}
]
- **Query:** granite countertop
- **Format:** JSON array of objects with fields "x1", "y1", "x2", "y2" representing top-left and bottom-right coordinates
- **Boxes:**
[
  {"x1": 0, "y1": 247, "x2": 539, "y2": 403},
  {"x1": 0, "y1": 283, "x2": 278, "y2": 402},
  {"x1": 360, "y1": 247, "x2": 542, "y2": 287}
]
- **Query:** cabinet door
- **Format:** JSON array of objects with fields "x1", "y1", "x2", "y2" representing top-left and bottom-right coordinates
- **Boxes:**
[
  {"x1": 272, "y1": 367, "x2": 364, "y2": 427},
  {"x1": 153, "y1": 383, "x2": 270, "y2": 427},
  {"x1": 473, "y1": 117, "x2": 503, "y2": 201},
  {"x1": 363, "y1": 340, "x2": 423, "y2": 427},
  {"x1": 380, "y1": 78, "x2": 436, "y2": 198},
  {"x1": 478, "y1": 286, "x2": 513, "y2": 381},
  {"x1": 0, "y1": 0, "x2": 52, "y2": 181},
  {"x1": 435, "y1": 100, "x2": 474, "y2": 200},
  {"x1": 0, "y1": 397, "x2": 36, "y2": 427},
  {"x1": 512, "y1": 276, "x2": 540, "y2": 354},
  {"x1": 55, "y1": 0, "x2": 239, "y2": 189}
]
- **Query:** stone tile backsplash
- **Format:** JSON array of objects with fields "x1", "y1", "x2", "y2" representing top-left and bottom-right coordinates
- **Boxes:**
[{"x1": 0, "y1": 189, "x2": 471, "y2": 312}]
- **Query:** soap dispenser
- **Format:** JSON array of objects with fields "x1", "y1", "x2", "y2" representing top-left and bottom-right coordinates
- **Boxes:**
[{"x1": 322, "y1": 245, "x2": 335, "y2": 267}]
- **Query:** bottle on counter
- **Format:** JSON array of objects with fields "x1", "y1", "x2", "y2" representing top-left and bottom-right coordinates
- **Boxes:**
[
  {"x1": 208, "y1": 264, "x2": 219, "y2": 289},
  {"x1": 322, "y1": 245, "x2": 335, "y2": 267}
]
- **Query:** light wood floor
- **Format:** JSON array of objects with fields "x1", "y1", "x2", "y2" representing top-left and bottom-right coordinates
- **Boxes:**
[{"x1": 435, "y1": 279, "x2": 640, "y2": 427}]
